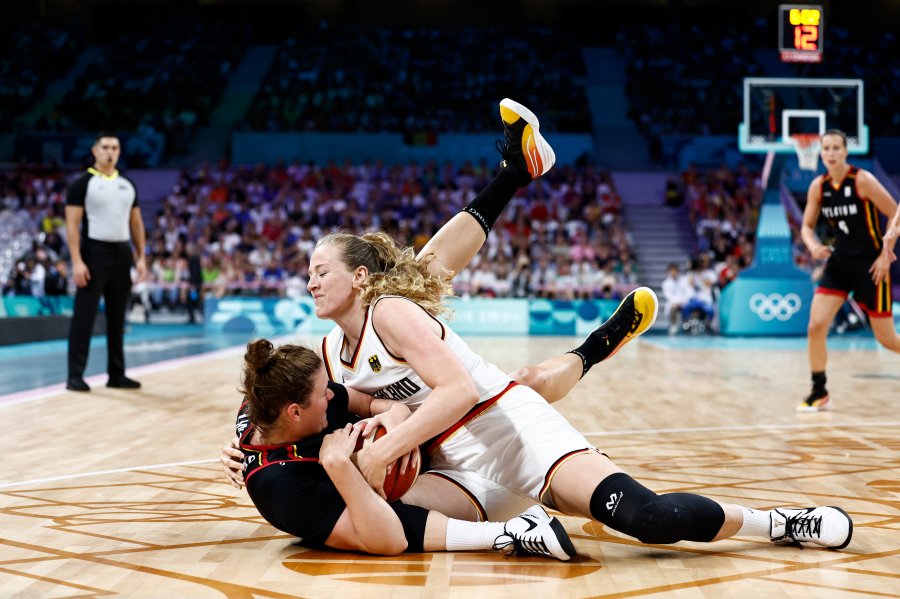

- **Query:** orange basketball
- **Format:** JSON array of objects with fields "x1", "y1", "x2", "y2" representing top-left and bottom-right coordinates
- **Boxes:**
[{"x1": 353, "y1": 421, "x2": 419, "y2": 502}]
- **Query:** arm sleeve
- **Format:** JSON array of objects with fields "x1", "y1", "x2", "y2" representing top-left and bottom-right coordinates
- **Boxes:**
[{"x1": 66, "y1": 174, "x2": 89, "y2": 207}]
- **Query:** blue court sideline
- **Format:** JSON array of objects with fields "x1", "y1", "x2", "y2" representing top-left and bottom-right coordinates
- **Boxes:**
[
  {"x1": 0, "y1": 325, "x2": 891, "y2": 396},
  {"x1": 0, "y1": 324, "x2": 254, "y2": 395}
]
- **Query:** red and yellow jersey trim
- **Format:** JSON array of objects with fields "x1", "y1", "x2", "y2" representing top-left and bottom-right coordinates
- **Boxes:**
[{"x1": 339, "y1": 309, "x2": 369, "y2": 371}]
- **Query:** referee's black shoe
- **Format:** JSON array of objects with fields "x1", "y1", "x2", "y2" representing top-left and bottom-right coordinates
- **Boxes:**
[
  {"x1": 107, "y1": 375, "x2": 141, "y2": 389},
  {"x1": 66, "y1": 377, "x2": 90, "y2": 392}
]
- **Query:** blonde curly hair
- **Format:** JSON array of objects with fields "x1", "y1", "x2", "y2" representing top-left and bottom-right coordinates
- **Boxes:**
[{"x1": 316, "y1": 231, "x2": 454, "y2": 318}]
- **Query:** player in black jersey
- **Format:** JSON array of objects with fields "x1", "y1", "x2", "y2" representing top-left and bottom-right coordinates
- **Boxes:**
[
  {"x1": 799, "y1": 129, "x2": 900, "y2": 411},
  {"x1": 234, "y1": 338, "x2": 576, "y2": 560}
]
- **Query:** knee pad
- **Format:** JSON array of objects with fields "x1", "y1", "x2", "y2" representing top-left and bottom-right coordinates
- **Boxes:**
[{"x1": 589, "y1": 473, "x2": 724, "y2": 544}]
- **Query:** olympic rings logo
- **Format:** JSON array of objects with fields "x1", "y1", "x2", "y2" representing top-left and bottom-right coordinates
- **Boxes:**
[{"x1": 749, "y1": 293, "x2": 802, "y2": 321}]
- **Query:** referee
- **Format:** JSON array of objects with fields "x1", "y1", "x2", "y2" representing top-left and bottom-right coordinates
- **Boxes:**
[{"x1": 65, "y1": 133, "x2": 147, "y2": 392}]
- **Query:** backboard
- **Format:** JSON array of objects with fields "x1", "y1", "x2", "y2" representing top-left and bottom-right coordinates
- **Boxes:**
[{"x1": 739, "y1": 77, "x2": 867, "y2": 154}]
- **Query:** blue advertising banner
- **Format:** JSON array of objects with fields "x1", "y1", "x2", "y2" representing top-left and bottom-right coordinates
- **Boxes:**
[
  {"x1": 2, "y1": 296, "x2": 75, "y2": 317},
  {"x1": 446, "y1": 298, "x2": 529, "y2": 336},
  {"x1": 204, "y1": 297, "x2": 331, "y2": 337},
  {"x1": 721, "y1": 156, "x2": 815, "y2": 336},
  {"x1": 204, "y1": 297, "x2": 624, "y2": 337},
  {"x1": 719, "y1": 277, "x2": 813, "y2": 335}
]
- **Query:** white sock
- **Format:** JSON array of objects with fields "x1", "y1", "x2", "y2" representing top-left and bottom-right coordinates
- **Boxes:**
[
  {"x1": 737, "y1": 507, "x2": 771, "y2": 538},
  {"x1": 445, "y1": 519, "x2": 505, "y2": 551}
]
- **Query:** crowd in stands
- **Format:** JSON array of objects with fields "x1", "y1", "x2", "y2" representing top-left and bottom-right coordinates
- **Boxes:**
[
  {"x1": 7, "y1": 13, "x2": 900, "y2": 173},
  {"x1": 618, "y1": 21, "x2": 765, "y2": 148},
  {"x1": 2, "y1": 160, "x2": 638, "y2": 320},
  {"x1": 0, "y1": 25, "x2": 85, "y2": 133},
  {"x1": 240, "y1": 23, "x2": 592, "y2": 137},
  {"x1": 36, "y1": 23, "x2": 249, "y2": 162},
  {"x1": 142, "y1": 159, "x2": 637, "y2": 310},
  {"x1": 660, "y1": 162, "x2": 765, "y2": 333},
  {"x1": 0, "y1": 165, "x2": 72, "y2": 299},
  {"x1": 619, "y1": 20, "x2": 900, "y2": 154}
]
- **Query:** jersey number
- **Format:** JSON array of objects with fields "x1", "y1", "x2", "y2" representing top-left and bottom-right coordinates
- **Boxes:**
[{"x1": 838, "y1": 220, "x2": 850, "y2": 235}]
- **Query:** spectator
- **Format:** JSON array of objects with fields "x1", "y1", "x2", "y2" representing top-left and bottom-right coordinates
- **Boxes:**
[
  {"x1": 661, "y1": 262, "x2": 690, "y2": 335},
  {"x1": 681, "y1": 257, "x2": 717, "y2": 329},
  {"x1": 45, "y1": 259, "x2": 70, "y2": 296}
]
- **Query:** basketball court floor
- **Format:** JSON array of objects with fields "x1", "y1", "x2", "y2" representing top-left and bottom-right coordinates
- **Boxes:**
[{"x1": 1, "y1": 326, "x2": 898, "y2": 598}]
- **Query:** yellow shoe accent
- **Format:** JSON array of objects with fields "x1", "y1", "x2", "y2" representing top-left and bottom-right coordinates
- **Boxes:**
[
  {"x1": 522, "y1": 123, "x2": 543, "y2": 178},
  {"x1": 602, "y1": 287, "x2": 658, "y2": 361},
  {"x1": 797, "y1": 394, "x2": 830, "y2": 412},
  {"x1": 631, "y1": 288, "x2": 659, "y2": 337},
  {"x1": 500, "y1": 104, "x2": 521, "y2": 125}
]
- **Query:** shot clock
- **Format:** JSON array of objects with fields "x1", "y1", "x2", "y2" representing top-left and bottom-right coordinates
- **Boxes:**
[{"x1": 779, "y1": 4, "x2": 824, "y2": 63}]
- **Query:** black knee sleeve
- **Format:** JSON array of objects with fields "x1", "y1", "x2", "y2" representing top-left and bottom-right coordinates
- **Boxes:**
[
  {"x1": 391, "y1": 501, "x2": 430, "y2": 553},
  {"x1": 589, "y1": 473, "x2": 725, "y2": 544}
]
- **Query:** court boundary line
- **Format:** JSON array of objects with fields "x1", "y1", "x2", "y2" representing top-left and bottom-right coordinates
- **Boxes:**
[
  {"x1": 1, "y1": 419, "x2": 897, "y2": 490},
  {"x1": 0, "y1": 459, "x2": 219, "y2": 489}
]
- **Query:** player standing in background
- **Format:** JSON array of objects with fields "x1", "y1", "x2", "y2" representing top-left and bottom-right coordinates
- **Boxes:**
[{"x1": 799, "y1": 129, "x2": 900, "y2": 411}]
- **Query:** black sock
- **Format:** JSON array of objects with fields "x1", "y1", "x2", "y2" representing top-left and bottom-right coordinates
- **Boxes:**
[
  {"x1": 566, "y1": 350, "x2": 590, "y2": 379},
  {"x1": 461, "y1": 168, "x2": 527, "y2": 236},
  {"x1": 812, "y1": 371, "x2": 827, "y2": 391},
  {"x1": 567, "y1": 330, "x2": 613, "y2": 378}
]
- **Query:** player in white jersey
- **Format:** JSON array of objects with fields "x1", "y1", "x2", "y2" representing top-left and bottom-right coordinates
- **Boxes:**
[{"x1": 227, "y1": 99, "x2": 853, "y2": 552}]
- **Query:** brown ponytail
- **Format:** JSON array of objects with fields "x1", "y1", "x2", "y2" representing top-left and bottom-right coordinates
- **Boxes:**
[{"x1": 239, "y1": 339, "x2": 322, "y2": 432}]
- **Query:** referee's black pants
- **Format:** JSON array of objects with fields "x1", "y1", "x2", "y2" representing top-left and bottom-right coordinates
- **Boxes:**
[{"x1": 67, "y1": 240, "x2": 133, "y2": 379}]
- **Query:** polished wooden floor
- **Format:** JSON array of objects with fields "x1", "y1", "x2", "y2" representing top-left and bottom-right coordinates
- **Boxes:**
[{"x1": 2, "y1": 335, "x2": 899, "y2": 598}]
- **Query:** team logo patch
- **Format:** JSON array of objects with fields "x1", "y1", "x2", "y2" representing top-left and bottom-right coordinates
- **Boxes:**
[{"x1": 368, "y1": 355, "x2": 382, "y2": 373}]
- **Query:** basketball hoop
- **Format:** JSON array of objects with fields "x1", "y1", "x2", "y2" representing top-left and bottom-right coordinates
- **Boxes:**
[{"x1": 788, "y1": 133, "x2": 821, "y2": 172}]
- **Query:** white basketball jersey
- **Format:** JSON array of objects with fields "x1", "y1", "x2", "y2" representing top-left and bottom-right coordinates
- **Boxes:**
[{"x1": 320, "y1": 296, "x2": 511, "y2": 412}]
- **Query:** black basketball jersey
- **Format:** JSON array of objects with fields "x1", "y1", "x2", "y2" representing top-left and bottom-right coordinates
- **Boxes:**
[
  {"x1": 819, "y1": 165, "x2": 883, "y2": 259},
  {"x1": 237, "y1": 382, "x2": 358, "y2": 547}
]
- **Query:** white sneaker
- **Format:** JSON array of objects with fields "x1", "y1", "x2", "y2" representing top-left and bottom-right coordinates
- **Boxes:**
[
  {"x1": 770, "y1": 507, "x2": 853, "y2": 549},
  {"x1": 498, "y1": 98, "x2": 556, "y2": 180},
  {"x1": 494, "y1": 505, "x2": 576, "y2": 561}
]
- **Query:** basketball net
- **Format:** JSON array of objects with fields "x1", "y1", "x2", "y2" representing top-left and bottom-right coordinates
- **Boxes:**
[{"x1": 788, "y1": 133, "x2": 821, "y2": 172}]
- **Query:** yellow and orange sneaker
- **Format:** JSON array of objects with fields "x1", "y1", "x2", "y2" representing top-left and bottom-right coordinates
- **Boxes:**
[
  {"x1": 797, "y1": 389, "x2": 830, "y2": 412},
  {"x1": 498, "y1": 98, "x2": 556, "y2": 182},
  {"x1": 569, "y1": 287, "x2": 659, "y2": 377}
]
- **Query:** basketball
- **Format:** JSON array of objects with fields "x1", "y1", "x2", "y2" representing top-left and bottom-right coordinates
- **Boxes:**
[{"x1": 353, "y1": 420, "x2": 419, "y2": 502}]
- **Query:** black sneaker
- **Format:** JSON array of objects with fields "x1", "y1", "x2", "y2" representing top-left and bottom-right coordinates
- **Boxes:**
[
  {"x1": 66, "y1": 377, "x2": 90, "y2": 392},
  {"x1": 797, "y1": 388, "x2": 830, "y2": 412},
  {"x1": 497, "y1": 98, "x2": 556, "y2": 184},
  {"x1": 107, "y1": 376, "x2": 141, "y2": 389},
  {"x1": 584, "y1": 287, "x2": 658, "y2": 363}
]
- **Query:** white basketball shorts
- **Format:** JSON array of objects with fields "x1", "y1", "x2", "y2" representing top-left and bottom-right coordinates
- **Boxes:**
[{"x1": 424, "y1": 383, "x2": 599, "y2": 521}]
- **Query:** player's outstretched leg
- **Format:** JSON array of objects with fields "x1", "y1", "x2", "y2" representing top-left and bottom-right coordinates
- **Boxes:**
[
  {"x1": 493, "y1": 505, "x2": 576, "y2": 561},
  {"x1": 498, "y1": 98, "x2": 556, "y2": 183},
  {"x1": 452, "y1": 98, "x2": 556, "y2": 253},
  {"x1": 568, "y1": 287, "x2": 659, "y2": 377}
]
